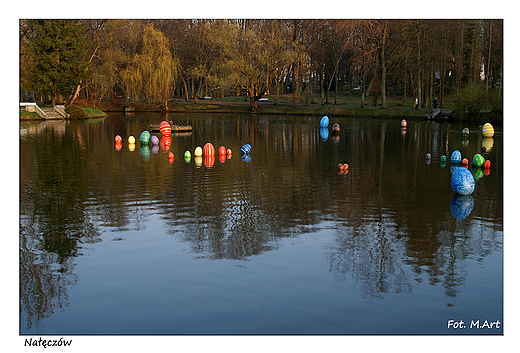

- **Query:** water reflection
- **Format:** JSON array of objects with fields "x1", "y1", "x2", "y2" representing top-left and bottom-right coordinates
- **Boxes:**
[{"x1": 19, "y1": 114, "x2": 503, "y2": 332}]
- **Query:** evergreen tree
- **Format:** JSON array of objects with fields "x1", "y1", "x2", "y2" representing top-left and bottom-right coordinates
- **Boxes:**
[{"x1": 22, "y1": 19, "x2": 89, "y2": 105}]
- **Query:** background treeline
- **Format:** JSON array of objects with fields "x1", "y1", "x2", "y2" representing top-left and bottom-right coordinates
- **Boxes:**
[{"x1": 19, "y1": 19, "x2": 503, "y2": 113}]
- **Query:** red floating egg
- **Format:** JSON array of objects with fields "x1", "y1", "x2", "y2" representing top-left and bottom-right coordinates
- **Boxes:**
[
  {"x1": 159, "y1": 121, "x2": 171, "y2": 137},
  {"x1": 115, "y1": 135, "x2": 122, "y2": 143},
  {"x1": 461, "y1": 158, "x2": 469, "y2": 166},
  {"x1": 337, "y1": 163, "x2": 344, "y2": 170},
  {"x1": 484, "y1": 160, "x2": 491, "y2": 168},
  {"x1": 168, "y1": 152, "x2": 174, "y2": 160},
  {"x1": 218, "y1": 146, "x2": 226, "y2": 156},
  {"x1": 227, "y1": 149, "x2": 232, "y2": 158},
  {"x1": 203, "y1": 143, "x2": 215, "y2": 156}
]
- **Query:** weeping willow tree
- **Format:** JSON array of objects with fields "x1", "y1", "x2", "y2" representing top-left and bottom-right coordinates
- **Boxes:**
[{"x1": 121, "y1": 24, "x2": 179, "y2": 109}]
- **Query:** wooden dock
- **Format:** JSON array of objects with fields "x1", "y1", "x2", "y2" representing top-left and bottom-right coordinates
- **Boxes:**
[{"x1": 149, "y1": 123, "x2": 193, "y2": 133}]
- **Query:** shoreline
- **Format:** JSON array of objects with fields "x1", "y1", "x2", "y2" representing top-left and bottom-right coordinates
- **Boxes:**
[{"x1": 20, "y1": 101, "x2": 503, "y2": 123}]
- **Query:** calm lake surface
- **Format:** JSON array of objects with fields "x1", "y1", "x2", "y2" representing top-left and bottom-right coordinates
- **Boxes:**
[{"x1": 19, "y1": 112, "x2": 503, "y2": 335}]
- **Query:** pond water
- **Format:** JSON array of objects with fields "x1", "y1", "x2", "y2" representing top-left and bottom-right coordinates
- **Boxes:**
[{"x1": 19, "y1": 112, "x2": 503, "y2": 335}]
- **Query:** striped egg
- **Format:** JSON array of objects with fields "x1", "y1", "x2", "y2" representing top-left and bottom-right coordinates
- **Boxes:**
[
  {"x1": 482, "y1": 123, "x2": 494, "y2": 138},
  {"x1": 473, "y1": 154, "x2": 485, "y2": 168},
  {"x1": 159, "y1": 121, "x2": 171, "y2": 137},
  {"x1": 203, "y1": 143, "x2": 215, "y2": 156},
  {"x1": 241, "y1": 144, "x2": 252, "y2": 155}
]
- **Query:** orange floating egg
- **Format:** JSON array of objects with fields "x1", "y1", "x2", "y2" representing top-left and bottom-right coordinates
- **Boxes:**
[
  {"x1": 484, "y1": 160, "x2": 491, "y2": 169},
  {"x1": 227, "y1": 148, "x2": 232, "y2": 158},
  {"x1": 343, "y1": 163, "x2": 349, "y2": 170},
  {"x1": 337, "y1": 163, "x2": 344, "y2": 170},
  {"x1": 115, "y1": 135, "x2": 122, "y2": 143},
  {"x1": 218, "y1": 146, "x2": 226, "y2": 156}
]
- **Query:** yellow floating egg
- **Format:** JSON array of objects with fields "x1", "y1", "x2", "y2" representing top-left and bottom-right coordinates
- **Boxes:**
[
  {"x1": 128, "y1": 136, "x2": 135, "y2": 144},
  {"x1": 194, "y1": 146, "x2": 203, "y2": 157},
  {"x1": 482, "y1": 123, "x2": 494, "y2": 138}
]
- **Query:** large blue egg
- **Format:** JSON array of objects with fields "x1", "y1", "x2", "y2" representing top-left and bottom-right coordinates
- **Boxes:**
[
  {"x1": 451, "y1": 150, "x2": 462, "y2": 164},
  {"x1": 451, "y1": 167, "x2": 475, "y2": 195},
  {"x1": 450, "y1": 195, "x2": 474, "y2": 219},
  {"x1": 320, "y1": 116, "x2": 329, "y2": 128},
  {"x1": 241, "y1": 144, "x2": 251, "y2": 155}
]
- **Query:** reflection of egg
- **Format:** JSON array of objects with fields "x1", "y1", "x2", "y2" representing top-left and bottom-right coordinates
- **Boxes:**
[
  {"x1": 482, "y1": 123, "x2": 494, "y2": 137},
  {"x1": 115, "y1": 142, "x2": 122, "y2": 151},
  {"x1": 451, "y1": 194, "x2": 474, "y2": 219},
  {"x1": 128, "y1": 143, "x2": 135, "y2": 152},
  {"x1": 482, "y1": 137, "x2": 494, "y2": 152}
]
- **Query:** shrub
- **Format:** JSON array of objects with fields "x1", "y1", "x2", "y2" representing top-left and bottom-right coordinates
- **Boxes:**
[
  {"x1": 455, "y1": 84, "x2": 486, "y2": 116},
  {"x1": 65, "y1": 105, "x2": 87, "y2": 119}
]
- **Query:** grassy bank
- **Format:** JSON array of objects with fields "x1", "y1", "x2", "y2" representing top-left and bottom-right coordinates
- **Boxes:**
[{"x1": 19, "y1": 106, "x2": 107, "y2": 121}]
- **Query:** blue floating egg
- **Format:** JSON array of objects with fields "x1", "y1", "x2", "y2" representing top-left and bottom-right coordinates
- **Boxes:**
[
  {"x1": 450, "y1": 194, "x2": 474, "y2": 219},
  {"x1": 451, "y1": 150, "x2": 462, "y2": 164},
  {"x1": 320, "y1": 127, "x2": 329, "y2": 140},
  {"x1": 451, "y1": 167, "x2": 475, "y2": 195},
  {"x1": 241, "y1": 144, "x2": 251, "y2": 155},
  {"x1": 320, "y1": 116, "x2": 329, "y2": 128}
]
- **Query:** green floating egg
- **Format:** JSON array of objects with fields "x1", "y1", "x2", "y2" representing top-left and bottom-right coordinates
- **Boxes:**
[
  {"x1": 441, "y1": 155, "x2": 447, "y2": 162},
  {"x1": 140, "y1": 131, "x2": 151, "y2": 144},
  {"x1": 473, "y1": 153, "x2": 485, "y2": 168}
]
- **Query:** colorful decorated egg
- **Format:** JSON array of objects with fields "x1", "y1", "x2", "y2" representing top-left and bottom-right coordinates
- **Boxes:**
[
  {"x1": 441, "y1": 155, "x2": 447, "y2": 162},
  {"x1": 332, "y1": 123, "x2": 340, "y2": 133},
  {"x1": 343, "y1": 163, "x2": 349, "y2": 170},
  {"x1": 337, "y1": 163, "x2": 344, "y2": 170},
  {"x1": 115, "y1": 135, "x2": 122, "y2": 143},
  {"x1": 320, "y1": 116, "x2": 329, "y2": 128},
  {"x1": 482, "y1": 123, "x2": 494, "y2": 138},
  {"x1": 452, "y1": 167, "x2": 475, "y2": 195},
  {"x1": 218, "y1": 146, "x2": 226, "y2": 156},
  {"x1": 484, "y1": 160, "x2": 491, "y2": 169},
  {"x1": 184, "y1": 150, "x2": 191, "y2": 162},
  {"x1": 140, "y1": 131, "x2": 151, "y2": 144},
  {"x1": 450, "y1": 195, "x2": 474, "y2": 219},
  {"x1": 150, "y1": 135, "x2": 159, "y2": 145},
  {"x1": 426, "y1": 153, "x2": 431, "y2": 160},
  {"x1": 128, "y1": 136, "x2": 136, "y2": 144},
  {"x1": 227, "y1": 149, "x2": 232, "y2": 158},
  {"x1": 159, "y1": 121, "x2": 171, "y2": 137},
  {"x1": 462, "y1": 127, "x2": 470, "y2": 136},
  {"x1": 203, "y1": 143, "x2": 215, "y2": 156},
  {"x1": 241, "y1": 144, "x2": 252, "y2": 155},
  {"x1": 194, "y1": 146, "x2": 203, "y2": 157},
  {"x1": 461, "y1": 158, "x2": 469, "y2": 166},
  {"x1": 451, "y1": 150, "x2": 462, "y2": 164},
  {"x1": 401, "y1": 119, "x2": 407, "y2": 128},
  {"x1": 473, "y1": 153, "x2": 485, "y2": 168}
]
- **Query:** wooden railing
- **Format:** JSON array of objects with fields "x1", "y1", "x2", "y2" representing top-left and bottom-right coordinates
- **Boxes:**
[{"x1": 54, "y1": 105, "x2": 69, "y2": 118}]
